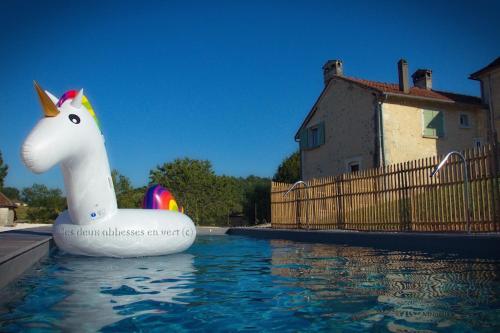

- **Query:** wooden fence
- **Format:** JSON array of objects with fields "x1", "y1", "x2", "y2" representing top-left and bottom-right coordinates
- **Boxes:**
[{"x1": 271, "y1": 144, "x2": 500, "y2": 232}]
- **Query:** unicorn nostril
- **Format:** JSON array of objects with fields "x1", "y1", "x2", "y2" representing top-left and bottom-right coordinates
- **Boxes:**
[{"x1": 21, "y1": 142, "x2": 36, "y2": 169}]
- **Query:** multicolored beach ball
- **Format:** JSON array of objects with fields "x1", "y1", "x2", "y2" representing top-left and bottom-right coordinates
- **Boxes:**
[{"x1": 142, "y1": 184, "x2": 182, "y2": 212}]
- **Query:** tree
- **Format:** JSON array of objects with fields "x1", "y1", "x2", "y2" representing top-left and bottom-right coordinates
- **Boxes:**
[
  {"x1": 211, "y1": 175, "x2": 244, "y2": 225},
  {"x1": 273, "y1": 150, "x2": 300, "y2": 183},
  {"x1": 149, "y1": 158, "x2": 218, "y2": 224},
  {"x1": 242, "y1": 175, "x2": 271, "y2": 224},
  {"x1": 217, "y1": 175, "x2": 244, "y2": 213},
  {"x1": 111, "y1": 169, "x2": 143, "y2": 208},
  {"x1": 2, "y1": 187, "x2": 20, "y2": 201},
  {"x1": 149, "y1": 158, "x2": 275, "y2": 226},
  {"x1": 149, "y1": 158, "x2": 252, "y2": 225},
  {"x1": 0, "y1": 150, "x2": 8, "y2": 190},
  {"x1": 21, "y1": 184, "x2": 66, "y2": 223}
]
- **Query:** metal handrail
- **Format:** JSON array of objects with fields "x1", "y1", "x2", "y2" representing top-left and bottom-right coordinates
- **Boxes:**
[
  {"x1": 430, "y1": 151, "x2": 471, "y2": 233},
  {"x1": 283, "y1": 181, "x2": 310, "y2": 230}
]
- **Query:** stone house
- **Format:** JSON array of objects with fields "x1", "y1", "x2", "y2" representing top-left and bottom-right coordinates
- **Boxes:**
[
  {"x1": 469, "y1": 56, "x2": 500, "y2": 145},
  {"x1": 0, "y1": 192, "x2": 16, "y2": 226},
  {"x1": 296, "y1": 59, "x2": 489, "y2": 180}
]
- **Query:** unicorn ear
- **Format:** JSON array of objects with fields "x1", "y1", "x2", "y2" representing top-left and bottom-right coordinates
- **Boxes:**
[
  {"x1": 45, "y1": 90, "x2": 59, "y2": 105},
  {"x1": 71, "y1": 89, "x2": 84, "y2": 108}
]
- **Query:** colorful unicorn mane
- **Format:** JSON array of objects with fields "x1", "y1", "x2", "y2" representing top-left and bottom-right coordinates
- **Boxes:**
[{"x1": 57, "y1": 90, "x2": 102, "y2": 133}]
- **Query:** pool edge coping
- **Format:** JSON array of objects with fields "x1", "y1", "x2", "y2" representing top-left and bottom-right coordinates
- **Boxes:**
[
  {"x1": 227, "y1": 227, "x2": 500, "y2": 259},
  {"x1": 0, "y1": 228, "x2": 54, "y2": 289}
]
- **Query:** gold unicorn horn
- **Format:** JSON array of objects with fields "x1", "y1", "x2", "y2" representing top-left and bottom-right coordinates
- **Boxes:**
[{"x1": 34, "y1": 81, "x2": 59, "y2": 117}]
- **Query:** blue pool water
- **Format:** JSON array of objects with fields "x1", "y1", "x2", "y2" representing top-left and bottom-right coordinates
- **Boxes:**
[{"x1": 1, "y1": 235, "x2": 500, "y2": 332}]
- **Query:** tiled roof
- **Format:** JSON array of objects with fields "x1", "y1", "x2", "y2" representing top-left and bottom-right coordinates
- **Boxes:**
[
  {"x1": 344, "y1": 77, "x2": 482, "y2": 105},
  {"x1": 294, "y1": 74, "x2": 484, "y2": 139},
  {"x1": 0, "y1": 192, "x2": 16, "y2": 208},
  {"x1": 469, "y1": 56, "x2": 500, "y2": 79}
]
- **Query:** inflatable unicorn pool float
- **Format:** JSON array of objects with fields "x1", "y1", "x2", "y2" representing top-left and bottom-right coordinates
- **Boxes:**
[{"x1": 21, "y1": 82, "x2": 196, "y2": 257}]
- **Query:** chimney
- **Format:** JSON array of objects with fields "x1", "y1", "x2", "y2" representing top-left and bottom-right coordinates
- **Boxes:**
[
  {"x1": 412, "y1": 69, "x2": 432, "y2": 90},
  {"x1": 397, "y1": 59, "x2": 410, "y2": 93},
  {"x1": 322, "y1": 60, "x2": 343, "y2": 85}
]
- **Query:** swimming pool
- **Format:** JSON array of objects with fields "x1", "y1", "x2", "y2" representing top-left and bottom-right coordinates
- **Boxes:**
[{"x1": 1, "y1": 235, "x2": 499, "y2": 332}]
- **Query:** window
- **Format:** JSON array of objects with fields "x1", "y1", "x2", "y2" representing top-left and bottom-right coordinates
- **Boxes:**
[
  {"x1": 459, "y1": 113, "x2": 470, "y2": 128},
  {"x1": 310, "y1": 127, "x2": 319, "y2": 147},
  {"x1": 348, "y1": 162, "x2": 360, "y2": 172},
  {"x1": 422, "y1": 109, "x2": 444, "y2": 138},
  {"x1": 299, "y1": 122, "x2": 325, "y2": 150},
  {"x1": 345, "y1": 157, "x2": 361, "y2": 173},
  {"x1": 473, "y1": 138, "x2": 483, "y2": 149}
]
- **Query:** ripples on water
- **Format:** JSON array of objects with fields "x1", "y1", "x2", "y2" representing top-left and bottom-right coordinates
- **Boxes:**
[{"x1": 1, "y1": 235, "x2": 499, "y2": 332}]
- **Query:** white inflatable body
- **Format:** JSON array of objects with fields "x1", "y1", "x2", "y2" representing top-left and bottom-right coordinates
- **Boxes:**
[
  {"x1": 21, "y1": 83, "x2": 196, "y2": 257},
  {"x1": 54, "y1": 210, "x2": 195, "y2": 257}
]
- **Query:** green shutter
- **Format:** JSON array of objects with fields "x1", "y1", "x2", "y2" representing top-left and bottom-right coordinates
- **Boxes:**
[
  {"x1": 319, "y1": 122, "x2": 325, "y2": 145},
  {"x1": 435, "y1": 111, "x2": 444, "y2": 137},
  {"x1": 423, "y1": 110, "x2": 436, "y2": 137},
  {"x1": 300, "y1": 128, "x2": 309, "y2": 149},
  {"x1": 423, "y1": 110, "x2": 444, "y2": 138}
]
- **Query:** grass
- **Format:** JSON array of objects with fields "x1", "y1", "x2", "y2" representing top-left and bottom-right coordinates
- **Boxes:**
[{"x1": 14, "y1": 206, "x2": 54, "y2": 224}]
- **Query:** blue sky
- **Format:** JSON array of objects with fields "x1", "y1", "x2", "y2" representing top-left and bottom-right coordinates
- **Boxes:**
[{"x1": 1, "y1": 0, "x2": 499, "y2": 190}]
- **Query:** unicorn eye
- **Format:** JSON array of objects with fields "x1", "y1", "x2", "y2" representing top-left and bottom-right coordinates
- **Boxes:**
[{"x1": 69, "y1": 114, "x2": 80, "y2": 124}]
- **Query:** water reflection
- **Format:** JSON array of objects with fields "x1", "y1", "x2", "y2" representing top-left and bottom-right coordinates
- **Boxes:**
[
  {"x1": 269, "y1": 240, "x2": 500, "y2": 331},
  {"x1": 1, "y1": 253, "x2": 194, "y2": 332}
]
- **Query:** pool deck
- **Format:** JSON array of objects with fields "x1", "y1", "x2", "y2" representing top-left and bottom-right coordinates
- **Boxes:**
[
  {"x1": 2, "y1": 224, "x2": 500, "y2": 289},
  {"x1": 0, "y1": 225, "x2": 53, "y2": 289}
]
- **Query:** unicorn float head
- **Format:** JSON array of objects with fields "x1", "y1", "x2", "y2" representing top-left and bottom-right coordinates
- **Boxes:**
[
  {"x1": 23, "y1": 83, "x2": 116, "y2": 225},
  {"x1": 21, "y1": 82, "x2": 196, "y2": 257},
  {"x1": 23, "y1": 84, "x2": 102, "y2": 173}
]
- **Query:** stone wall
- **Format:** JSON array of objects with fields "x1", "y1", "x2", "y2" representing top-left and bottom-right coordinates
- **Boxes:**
[
  {"x1": 382, "y1": 98, "x2": 487, "y2": 164},
  {"x1": 301, "y1": 78, "x2": 377, "y2": 180}
]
